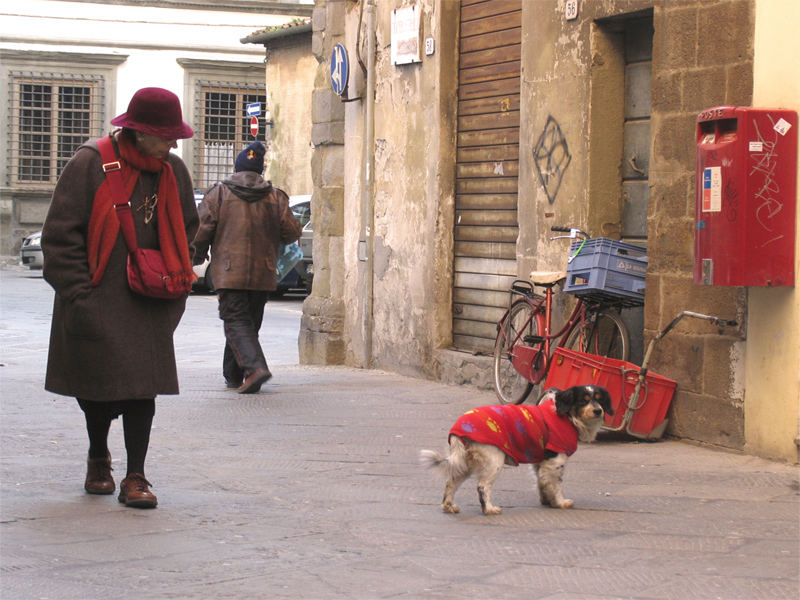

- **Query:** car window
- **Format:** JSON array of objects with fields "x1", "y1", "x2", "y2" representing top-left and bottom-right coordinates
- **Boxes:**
[{"x1": 292, "y1": 202, "x2": 311, "y2": 227}]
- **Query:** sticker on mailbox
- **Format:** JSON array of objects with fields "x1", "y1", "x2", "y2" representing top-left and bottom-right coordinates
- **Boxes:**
[{"x1": 702, "y1": 166, "x2": 721, "y2": 213}]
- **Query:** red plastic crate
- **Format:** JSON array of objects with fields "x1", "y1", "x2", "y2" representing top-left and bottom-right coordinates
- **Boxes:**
[{"x1": 543, "y1": 347, "x2": 677, "y2": 439}]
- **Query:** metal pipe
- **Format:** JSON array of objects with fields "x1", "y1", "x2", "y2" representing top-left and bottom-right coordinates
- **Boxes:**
[{"x1": 359, "y1": 0, "x2": 376, "y2": 368}]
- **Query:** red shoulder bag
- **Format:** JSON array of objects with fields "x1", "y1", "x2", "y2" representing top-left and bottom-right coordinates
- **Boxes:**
[{"x1": 97, "y1": 136, "x2": 190, "y2": 299}]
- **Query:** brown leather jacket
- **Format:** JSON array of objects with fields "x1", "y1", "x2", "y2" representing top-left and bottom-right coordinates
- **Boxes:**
[{"x1": 191, "y1": 171, "x2": 302, "y2": 291}]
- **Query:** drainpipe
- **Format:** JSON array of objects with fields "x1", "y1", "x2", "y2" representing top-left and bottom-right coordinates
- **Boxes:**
[{"x1": 359, "y1": 0, "x2": 376, "y2": 368}]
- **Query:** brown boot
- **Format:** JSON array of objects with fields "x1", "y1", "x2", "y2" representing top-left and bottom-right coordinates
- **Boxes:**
[
  {"x1": 84, "y1": 453, "x2": 114, "y2": 495},
  {"x1": 237, "y1": 367, "x2": 272, "y2": 394},
  {"x1": 118, "y1": 473, "x2": 158, "y2": 508}
]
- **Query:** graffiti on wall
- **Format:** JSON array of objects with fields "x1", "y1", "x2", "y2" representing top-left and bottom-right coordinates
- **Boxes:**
[{"x1": 533, "y1": 116, "x2": 571, "y2": 204}]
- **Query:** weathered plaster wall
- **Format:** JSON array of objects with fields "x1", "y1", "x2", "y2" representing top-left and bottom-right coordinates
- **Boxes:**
[
  {"x1": 356, "y1": 0, "x2": 458, "y2": 375},
  {"x1": 746, "y1": 0, "x2": 800, "y2": 462},
  {"x1": 265, "y1": 34, "x2": 316, "y2": 196},
  {"x1": 302, "y1": 0, "x2": 458, "y2": 374}
]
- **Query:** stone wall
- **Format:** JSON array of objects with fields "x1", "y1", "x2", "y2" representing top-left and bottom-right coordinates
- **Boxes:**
[
  {"x1": 299, "y1": 0, "x2": 347, "y2": 365},
  {"x1": 516, "y1": 0, "x2": 753, "y2": 450},
  {"x1": 306, "y1": 0, "x2": 765, "y2": 454},
  {"x1": 647, "y1": 0, "x2": 753, "y2": 448}
]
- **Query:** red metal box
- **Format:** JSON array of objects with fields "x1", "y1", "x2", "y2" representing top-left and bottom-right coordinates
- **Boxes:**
[
  {"x1": 543, "y1": 347, "x2": 677, "y2": 440},
  {"x1": 695, "y1": 106, "x2": 797, "y2": 286}
]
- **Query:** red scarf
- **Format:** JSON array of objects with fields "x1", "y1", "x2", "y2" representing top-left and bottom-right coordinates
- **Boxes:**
[{"x1": 87, "y1": 133, "x2": 194, "y2": 288}]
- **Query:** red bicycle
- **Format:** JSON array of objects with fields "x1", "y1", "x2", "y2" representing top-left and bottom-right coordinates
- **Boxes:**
[{"x1": 493, "y1": 226, "x2": 639, "y2": 404}]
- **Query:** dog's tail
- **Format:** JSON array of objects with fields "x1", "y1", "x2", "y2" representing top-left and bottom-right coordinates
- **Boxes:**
[
  {"x1": 419, "y1": 437, "x2": 470, "y2": 480},
  {"x1": 419, "y1": 449, "x2": 447, "y2": 470}
]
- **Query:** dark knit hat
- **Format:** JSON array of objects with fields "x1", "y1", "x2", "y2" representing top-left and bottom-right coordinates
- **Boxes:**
[
  {"x1": 235, "y1": 141, "x2": 266, "y2": 173},
  {"x1": 110, "y1": 87, "x2": 193, "y2": 140}
]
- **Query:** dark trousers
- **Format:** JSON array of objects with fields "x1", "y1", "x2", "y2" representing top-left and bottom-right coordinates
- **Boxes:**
[{"x1": 217, "y1": 289, "x2": 269, "y2": 384}]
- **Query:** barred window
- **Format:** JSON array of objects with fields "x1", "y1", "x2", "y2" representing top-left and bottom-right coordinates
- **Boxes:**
[
  {"x1": 195, "y1": 83, "x2": 267, "y2": 189},
  {"x1": 9, "y1": 74, "x2": 104, "y2": 187}
]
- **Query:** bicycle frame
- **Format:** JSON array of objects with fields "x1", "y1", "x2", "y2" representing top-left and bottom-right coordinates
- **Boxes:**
[
  {"x1": 500, "y1": 284, "x2": 589, "y2": 385},
  {"x1": 493, "y1": 226, "x2": 633, "y2": 405}
]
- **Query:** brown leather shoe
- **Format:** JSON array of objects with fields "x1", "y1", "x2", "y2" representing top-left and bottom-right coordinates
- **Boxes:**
[
  {"x1": 237, "y1": 367, "x2": 272, "y2": 394},
  {"x1": 118, "y1": 473, "x2": 158, "y2": 508},
  {"x1": 84, "y1": 453, "x2": 114, "y2": 495}
]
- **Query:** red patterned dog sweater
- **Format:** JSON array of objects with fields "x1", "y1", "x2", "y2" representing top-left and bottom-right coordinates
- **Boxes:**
[{"x1": 449, "y1": 399, "x2": 578, "y2": 465}]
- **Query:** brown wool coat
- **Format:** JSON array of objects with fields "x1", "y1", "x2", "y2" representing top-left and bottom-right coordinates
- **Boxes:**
[
  {"x1": 191, "y1": 171, "x2": 302, "y2": 291},
  {"x1": 41, "y1": 138, "x2": 198, "y2": 402}
]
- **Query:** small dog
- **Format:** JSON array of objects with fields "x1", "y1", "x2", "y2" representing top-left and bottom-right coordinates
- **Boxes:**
[{"x1": 420, "y1": 385, "x2": 613, "y2": 515}]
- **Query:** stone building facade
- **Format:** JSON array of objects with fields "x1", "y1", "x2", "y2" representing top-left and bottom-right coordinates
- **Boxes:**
[
  {"x1": 0, "y1": 0, "x2": 312, "y2": 256},
  {"x1": 243, "y1": 22, "x2": 316, "y2": 197},
  {"x1": 302, "y1": 0, "x2": 799, "y2": 462}
]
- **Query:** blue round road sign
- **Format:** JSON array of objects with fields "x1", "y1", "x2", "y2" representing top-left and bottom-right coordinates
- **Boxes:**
[{"x1": 330, "y1": 43, "x2": 349, "y2": 96}]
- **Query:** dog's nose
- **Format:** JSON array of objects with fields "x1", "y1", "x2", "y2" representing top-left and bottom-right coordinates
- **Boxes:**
[{"x1": 593, "y1": 408, "x2": 603, "y2": 417}]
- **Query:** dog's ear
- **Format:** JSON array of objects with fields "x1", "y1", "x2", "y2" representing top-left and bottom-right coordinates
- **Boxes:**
[
  {"x1": 537, "y1": 387, "x2": 559, "y2": 405},
  {"x1": 554, "y1": 387, "x2": 578, "y2": 416},
  {"x1": 595, "y1": 387, "x2": 614, "y2": 416}
]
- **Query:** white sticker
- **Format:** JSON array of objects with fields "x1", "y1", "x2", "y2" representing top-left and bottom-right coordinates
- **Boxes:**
[
  {"x1": 749, "y1": 141, "x2": 763, "y2": 152},
  {"x1": 774, "y1": 118, "x2": 792, "y2": 136}
]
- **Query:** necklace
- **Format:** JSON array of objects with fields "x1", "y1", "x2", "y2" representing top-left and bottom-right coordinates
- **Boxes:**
[{"x1": 136, "y1": 193, "x2": 158, "y2": 224}]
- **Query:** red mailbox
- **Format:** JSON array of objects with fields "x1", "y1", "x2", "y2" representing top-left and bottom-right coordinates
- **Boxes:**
[{"x1": 695, "y1": 106, "x2": 797, "y2": 286}]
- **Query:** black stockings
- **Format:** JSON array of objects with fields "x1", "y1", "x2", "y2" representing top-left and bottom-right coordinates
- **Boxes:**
[{"x1": 77, "y1": 399, "x2": 155, "y2": 477}]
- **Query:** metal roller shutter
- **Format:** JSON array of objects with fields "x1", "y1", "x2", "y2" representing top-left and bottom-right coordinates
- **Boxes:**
[{"x1": 453, "y1": 0, "x2": 522, "y2": 352}]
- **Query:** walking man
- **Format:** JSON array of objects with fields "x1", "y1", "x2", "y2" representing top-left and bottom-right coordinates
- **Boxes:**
[{"x1": 192, "y1": 142, "x2": 302, "y2": 393}]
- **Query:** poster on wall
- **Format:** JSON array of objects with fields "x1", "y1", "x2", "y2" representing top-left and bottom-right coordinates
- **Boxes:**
[{"x1": 391, "y1": 5, "x2": 421, "y2": 65}]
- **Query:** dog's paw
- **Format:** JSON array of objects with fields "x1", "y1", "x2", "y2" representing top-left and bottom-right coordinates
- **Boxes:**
[
  {"x1": 554, "y1": 499, "x2": 574, "y2": 509},
  {"x1": 442, "y1": 502, "x2": 460, "y2": 514},
  {"x1": 482, "y1": 506, "x2": 502, "y2": 515}
]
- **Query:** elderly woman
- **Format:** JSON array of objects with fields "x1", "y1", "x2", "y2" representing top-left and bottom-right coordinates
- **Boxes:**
[{"x1": 41, "y1": 87, "x2": 198, "y2": 508}]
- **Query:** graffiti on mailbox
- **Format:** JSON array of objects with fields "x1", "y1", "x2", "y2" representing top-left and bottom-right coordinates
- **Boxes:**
[{"x1": 750, "y1": 115, "x2": 785, "y2": 246}]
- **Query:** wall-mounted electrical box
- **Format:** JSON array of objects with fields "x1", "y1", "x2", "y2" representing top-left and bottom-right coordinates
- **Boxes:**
[{"x1": 695, "y1": 106, "x2": 797, "y2": 286}]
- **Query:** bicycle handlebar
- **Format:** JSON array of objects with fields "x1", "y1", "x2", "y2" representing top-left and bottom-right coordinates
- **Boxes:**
[
  {"x1": 657, "y1": 310, "x2": 738, "y2": 341},
  {"x1": 550, "y1": 226, "x2": 590, "y2": 241}
]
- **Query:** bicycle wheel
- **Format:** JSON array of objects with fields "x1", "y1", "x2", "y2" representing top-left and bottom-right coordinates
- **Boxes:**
[
  {"x1": 493, "y1": 300, "x2": 538, "y2": 404},
  {"x1": 564, "y1": 308, "x2": 629, "y2": 361}
]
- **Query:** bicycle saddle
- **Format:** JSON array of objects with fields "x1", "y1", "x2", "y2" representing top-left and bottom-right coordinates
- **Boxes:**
[{"x1": 530, "y1": 270, "x2": 566, "y2": 286}]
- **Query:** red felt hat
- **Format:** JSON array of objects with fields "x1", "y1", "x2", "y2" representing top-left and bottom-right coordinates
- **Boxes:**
[{"x1": 111, "y1": 87, "x2": 194, "y2": 140}]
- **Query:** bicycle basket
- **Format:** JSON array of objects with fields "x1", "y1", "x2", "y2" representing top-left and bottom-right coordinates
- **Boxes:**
[{"x1": 563, "y1": 238, "x2": 647, "y2": 305}]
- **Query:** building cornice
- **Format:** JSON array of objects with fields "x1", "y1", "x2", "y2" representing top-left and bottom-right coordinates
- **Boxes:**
[
  {"x1": 0, "y1": 48, "x2": 129, "y2": 65},
  {"x1": 49, "y1": 0, "x2": 313, "y2": 17},
  {"x1": 0, "y1": 35, "x2": 264, "y2": 56}
]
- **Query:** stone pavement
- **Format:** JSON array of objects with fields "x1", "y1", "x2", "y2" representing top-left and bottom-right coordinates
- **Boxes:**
[{"x1": 1, "y1": 268, "x2": 798, "y2": 600}]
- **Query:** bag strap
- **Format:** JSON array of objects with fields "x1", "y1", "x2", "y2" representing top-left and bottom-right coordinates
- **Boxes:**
[{"x1": 96, "y1": 135, "x2": 139, "y2": 252}]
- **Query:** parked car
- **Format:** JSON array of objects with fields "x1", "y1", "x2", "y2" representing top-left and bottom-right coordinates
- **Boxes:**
[
  {"x1": 20, "y1": 231, "x2": 43, "y2": 269},
  {"x1": 288, "y1": 194, "x2": 313, "y2": 294},
  {"x1": 192, "y1": 192, "x2": 313, "y2": 295}
]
